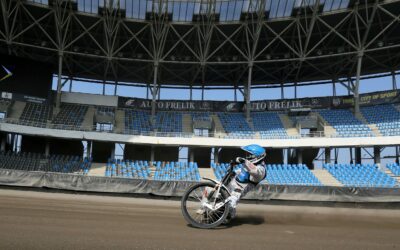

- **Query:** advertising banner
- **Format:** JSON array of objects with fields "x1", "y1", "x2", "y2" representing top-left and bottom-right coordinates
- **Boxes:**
[
  {"x1": 118, "y1": 89, "x2": 400, "y2": 112},
  {"x1": 1, "y1": 91, "x2": 46, "y2": 104}
]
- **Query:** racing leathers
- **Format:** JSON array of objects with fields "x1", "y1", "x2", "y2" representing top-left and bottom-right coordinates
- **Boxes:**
[{"x1": 225, "y1": 158, "x2": 266, "y2": 218}]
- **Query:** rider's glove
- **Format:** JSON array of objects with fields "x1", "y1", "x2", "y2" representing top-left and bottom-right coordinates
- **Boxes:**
[{"x1": 235, "y1": 157, "x2": 245, "y2": 164}]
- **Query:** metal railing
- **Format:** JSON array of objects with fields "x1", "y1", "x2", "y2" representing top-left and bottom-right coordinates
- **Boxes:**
[{"x1": 0, "y1": 117, "x2": 396, "y2": 140}]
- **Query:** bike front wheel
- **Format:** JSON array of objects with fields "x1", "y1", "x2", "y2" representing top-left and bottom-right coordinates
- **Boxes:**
[{"x1": 181, "y1": 182, "x2": 230, "y2": 229}]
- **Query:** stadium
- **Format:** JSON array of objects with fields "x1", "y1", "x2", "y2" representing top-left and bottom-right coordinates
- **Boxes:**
[{"x1": 0, "y1": 0, "x2": 400, "y2": 248}]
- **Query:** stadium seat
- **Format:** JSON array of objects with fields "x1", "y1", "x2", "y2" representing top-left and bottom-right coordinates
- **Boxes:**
[
  {"x1": 217, "y1": 113, "x2": 255, "y2": 139},
  {"x1": 252, "y1": 112, "x2": 289, "y2": 139},
  {"x1": 0, "y1": 151, "x2": 91, "y2": 174},
  {"x1": 361, "y1": 104, "x2": 400, "y2": 136},
  {"x1": 323, "y1": 164, "x2": 398, "y2": 188},
  {"x1": 153, "y1": 161, "x2": 200, "y2": 181},
  {"x1": 319, "y1": 109, "x2": 373, "y2": 137}
]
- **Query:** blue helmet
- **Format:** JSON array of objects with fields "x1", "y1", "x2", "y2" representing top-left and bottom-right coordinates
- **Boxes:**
[{"x1": 241, "y1": 144, "x2": 266, "y2": 164}]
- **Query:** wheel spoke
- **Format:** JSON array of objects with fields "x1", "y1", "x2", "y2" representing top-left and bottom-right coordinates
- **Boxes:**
[{"x1": 182, "y1": 183, "x2": 228, "y2": 228}]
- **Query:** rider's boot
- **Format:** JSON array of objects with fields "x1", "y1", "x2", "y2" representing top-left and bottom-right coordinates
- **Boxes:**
[{"x1": 223, "y1": 191, "x2": 240, "y2": 224}]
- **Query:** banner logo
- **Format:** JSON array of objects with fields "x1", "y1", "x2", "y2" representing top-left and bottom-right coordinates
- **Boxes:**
[{"x1": 0, "y1": 65, "x2": 13, "y2": 82}]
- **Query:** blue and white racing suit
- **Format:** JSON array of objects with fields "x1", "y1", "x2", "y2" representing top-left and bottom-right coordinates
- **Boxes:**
[{"x1": 226, "y1": 159, "x2": 266, "y2": 212}]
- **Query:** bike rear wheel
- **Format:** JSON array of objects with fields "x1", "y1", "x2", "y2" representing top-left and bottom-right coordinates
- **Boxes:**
[{"x1": 181, "y1": 182, "x2": 230, "y2": 229}]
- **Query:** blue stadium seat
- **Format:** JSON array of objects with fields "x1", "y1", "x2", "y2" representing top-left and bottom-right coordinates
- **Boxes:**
[
  {"x1": 217, "y1": 113, "x2": 254, "y2": 139},
  {"x1": 319, "y1": 109, "x2": 373, "y2": 137},
  {"x1": 323, "y1": 163, "x2": 398, "y2": 188},
  {"x1": 153, "y1": 161, "x2": 200, "y2": 181},
  {"x1": 361, "y1": 104, "x2": 400, "y2": 136},
  {"x1": 252, "y1": 112, "x2": 289, "y2": 139}
]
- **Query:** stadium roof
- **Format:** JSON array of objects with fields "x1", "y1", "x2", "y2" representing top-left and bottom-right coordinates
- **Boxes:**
[
  {"x1": 75, "y1": 0, "x2": 350, "y2": 23},
  {"x1": 1, "y1": 0, "x2": 400, "y2": 89}
]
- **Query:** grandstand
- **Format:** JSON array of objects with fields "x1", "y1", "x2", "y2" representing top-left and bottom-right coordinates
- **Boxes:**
[
  {"x1": 0, "y1": 151, "x2": 91, "y2": 174},
  {"x1": 0, "y1": 0, "x2": 399, "y2": 199}
]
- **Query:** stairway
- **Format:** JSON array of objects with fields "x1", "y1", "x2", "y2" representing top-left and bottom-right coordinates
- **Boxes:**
[
  {"x1": 81, "y1": 106, "x2": 95, "y2": 130},
  {"x1": 354, "y1": 112, "x2": 382, "y2": 136},
  {"x1": 385, "y1": 170, "x2": 400, "y2": 183},
  {"x1": 279, "y1": 114, "x2": 299, "y2": 137},
  {"x1": 182, "y1": 113, "x2": 193, "y2": 134},
  {"x1": 394, "y1": 104, "x2": 400, "y2": 112},
  {"x1": 246, "y1": 118, "x2": 260, "y2": 138},
  {"x1": 87, "y1": 163, "x2": 106, "y2": 177},
  {"x1": 114, "y1": 109, "x2": 125, "y2": 133},
  {"x1": 312, "y1": 169, "x2": 343, "y2": 186},
  {"x1": 199, "y1": 167, "x2": 216, "y2": 180},
  {"x1": 211, "y1": 114, "x2": 226, "y2": 138},
  {"x1": 313, "y1": 112, "x2": 337, "y2": 137},
  {"x1": 8, "y1": 101, "x2": 26, "y2": 120}
]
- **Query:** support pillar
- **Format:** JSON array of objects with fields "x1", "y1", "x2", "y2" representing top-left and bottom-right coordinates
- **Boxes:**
[
  {"x1": 396, "y1": 146, "x2": 399, "y2": 164},
  {"x1": 45, "y1": 140, "x2": 50, "y2": 157},
  {"x1": 150, "y1": 146, "x2": 155, "y2": 162},
  {"x1": 1, "y1": 134, "x2": 6, "y2": 151},
  {"x1": 350, "y1": 148, "x2": 353, "y2": 164},
  {"x1": 374, "y1": 146, "x2": 381, "y2": 167},
  {"x1": 213, "y1": 147, "x2": 219, "y2": 164},
  {"x1": 151, "y1": 63, "x2": 159, "y2": 126},
  {"x1": 297, "y1": 148, "x2": 303, "y2": 164},
  {"x1": 189, "y1": 148, "x2": 194, "y2": 163},
  {"x1": 86, "y1": 141, "x2": 92, "y2": 159},
  {"x1": 324, "y1": 147, "x2": 331, "y2": 164},
  {"x1": 347, "y1": 78, "x2": 352, "y2": 96},
  {"x1": 392, "y1": 71, "x2": 397, "y2": 90},
  {"x1": 286, "y1": 148, "x2": 291, "y2": 164},
  {"x1": 355, "y1": 147, "x2": 361, "y2": 164},
  {"x1": 332, "y1": 80, "x2": 336, "y2": 96},
  {"x1": 334, "y1": 148, "x2": 338, "y2": 164},
  {"x1": 55, "y1": 53, "x2": 63, "y2": 112},
  {"x1": 354, "y1": 53, "x2": 363, "y2": 114},
  {"x1": 69, "y1": 78, "x2": 72, "y2": 92},
  {"x1": 245, "y1": 63, "x2": 253, "y2": 122},
  {"x1": 111, "y1": 144, "x2": 116, "y2": 159}
]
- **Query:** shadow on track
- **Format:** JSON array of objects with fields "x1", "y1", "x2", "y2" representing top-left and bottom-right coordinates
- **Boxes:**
[
  {"x1": 225, "y1": 215, "x2": 265, "y2": 228},
  {"x1": 186, "y1": 215, "x2": 265, "y2": 230}
]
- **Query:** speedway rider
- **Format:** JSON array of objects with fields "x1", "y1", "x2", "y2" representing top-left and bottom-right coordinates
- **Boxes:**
[{"x1": 225, "y1": 144, "x2": 266, "y2": 221}]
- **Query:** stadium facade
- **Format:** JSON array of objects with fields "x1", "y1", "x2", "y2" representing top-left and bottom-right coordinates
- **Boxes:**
[{"x1": 0, "y1": 0, "x2": 400, "y2": 195}]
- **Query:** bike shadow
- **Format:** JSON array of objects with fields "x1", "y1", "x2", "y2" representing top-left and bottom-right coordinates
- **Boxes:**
[
  {"x1": 187, "y1": 215, "x2": 265, "y2": 230},
  {"x1": 224, "y1": 215, "x2": 265, "y2": 228}
]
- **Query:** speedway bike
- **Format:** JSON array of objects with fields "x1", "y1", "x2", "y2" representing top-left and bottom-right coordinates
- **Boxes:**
[{"x1": 181, "y1": 160, "x2": 238, "y2": 229}]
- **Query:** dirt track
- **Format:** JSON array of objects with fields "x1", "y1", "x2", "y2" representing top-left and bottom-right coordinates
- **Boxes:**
[{"x1": 0, "y1": 189, "x2": 399, "y2": 250}]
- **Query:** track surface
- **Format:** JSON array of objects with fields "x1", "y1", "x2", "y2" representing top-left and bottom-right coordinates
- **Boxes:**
[{"x1": 0, "y1": 189, "x2": 399, "y2": 250}]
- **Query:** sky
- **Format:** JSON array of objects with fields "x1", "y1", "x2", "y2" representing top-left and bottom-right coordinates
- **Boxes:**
[
  {"x1": 52, "y1": 72, "x2": 400, "y2": 167},
  {"x1": 53, "y1": 73, "x2": 398, "y2": 101}
]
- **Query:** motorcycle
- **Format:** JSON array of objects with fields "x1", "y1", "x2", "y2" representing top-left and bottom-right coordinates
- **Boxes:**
[{"x1": 181, "y1": 160, "x2": 238, "y2": 229}]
